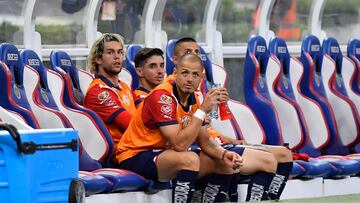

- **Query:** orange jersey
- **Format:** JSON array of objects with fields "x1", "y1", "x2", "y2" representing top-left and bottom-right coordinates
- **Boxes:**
[
  {"x1": 84, "y1": 75, "x2": 136, "y2": 144},
  {"x1": 133, "y1": 86, "x2": 150, "y2": 107},
  {"x1": 132, "y1": 74, "x2": 226, "y2": 145},
  {"x1": 116, "y1": 80, "x2": 201, "y2": 163},
  {"x1": 134, "y1": 87, "x2": 150, "y2": 99},
  {"x1": 133, "y1": 75, "x2": 175, "y2": 107}
]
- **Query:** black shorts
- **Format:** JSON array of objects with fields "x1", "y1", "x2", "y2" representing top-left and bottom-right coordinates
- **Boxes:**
[
  {"x1": 119, "y1": 150, "x2": 164, "y2": 181},
  {"x1": 222, "y1": 144, "x2": 245, "y2": 156}
]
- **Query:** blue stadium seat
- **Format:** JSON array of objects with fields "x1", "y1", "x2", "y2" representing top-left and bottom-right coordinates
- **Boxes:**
[
  {"x1": 314, "y1": 155, "x2": 360, "y2": 178},
  {"x1": 124, "y1": 44, "x2": 142, "y2": 90},
  {"x1": 78, "y1": 171, "x2": 113, "y2": 196},
  {"x1": 165, "y1": 38, "x2": 177, "y2": 76},
  {"x1": 323, "y1": 38, "x2": 360, "y2": 147},
  {"x1": 20, "y1": 49, "x2": 73, "y2": 129},
  {"x1": 346, "y1": 39, "x2": 360, "y2": 152},
  {"x1": 290, "y1": 161, "x2": 306, "y2": 179},
  {"x1": 269, "y1": 36, "x2": 321, "y2": 157},
  {"x1": 0, "y1": 43, "x2": 40, "y2": 128},
  {"x1": 300, "y1": 35, "x2": 348, "y2": 155},
  {"x1": 265, "y1": 36, "x2": 307, "y2": 150},
  {"x1": 243, "y1": 35, "x2": 282, "y2": 145},
  {"x1": 92, "y1": 168, "x2": 149, "y2": 192},
  {"x1": 49, "y1": 50, "x2": 84, "y2": 105},
  {"x1": 347, "y1": 39, "x2": 360, "y2": 94},
  {"x1": 321, "y1": 37, "x2": 359, "y2": 150},
  {"x1": 295, "y1": 159, "x2": 337, "y2": 179},
  {"x1": 343, "y1": 39, "x2": 360, "y2": 116}
]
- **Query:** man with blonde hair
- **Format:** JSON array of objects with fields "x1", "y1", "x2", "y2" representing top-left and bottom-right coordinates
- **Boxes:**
[{"x1": 85, "y1": 33, "x2": 141, "y2": 145}]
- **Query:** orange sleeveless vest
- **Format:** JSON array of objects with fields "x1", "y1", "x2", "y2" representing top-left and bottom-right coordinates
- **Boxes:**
[
  {"x1": 86, "y1": 78, "x2": 136, "y2": 144},
  {"x1": 116, "y1": 80, "x2": 201, "y2": 163}
]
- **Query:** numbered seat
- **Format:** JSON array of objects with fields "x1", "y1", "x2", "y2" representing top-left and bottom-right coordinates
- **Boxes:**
[
  {"x1": 244, "y1": 36, "x2": 282, "y2": 145},
  {"x1": 300, "y1": 35, "x2": 348, "y2": 155},
  {"x1": 343, "y1": 39, "x2": 360, "y2": 115},
  {"x1": 266, "y1": 37, "x2": 307, "y2": 150},
  {"x1": 20, "y1": 49, "x2": 72, "y2": 129},
  {"x1": 346, "y1": 39, "x2": 360, "y2": 94},
  {"x1": 346, "y1": 39, "x2": 360, "y2": 152},
  {"x1": 321, "y1": 37, "x2": 359, "y2": 150},
  {"x1": 0, "y1": 43, "x2": 40, "y2": 128}
]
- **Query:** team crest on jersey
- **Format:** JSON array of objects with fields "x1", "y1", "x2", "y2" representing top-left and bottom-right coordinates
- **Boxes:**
[
  {"x1": 98, "y1": 91, "x2": 117, "y2": 106},
  {"x1": 159, "y1": 94, "x2": 172, "y2": 104},
  {"x1": 98, "y1": 91, "x2": 110, "y2": 103},
  {"x1": 181, "y1": 115, "x2": 192, "y2": 128},
  {"x1": 161, "y1": 105, "x2": 172, "y2": 115}
]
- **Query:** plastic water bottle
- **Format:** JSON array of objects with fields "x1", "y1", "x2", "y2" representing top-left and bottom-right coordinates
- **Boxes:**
[
  {"x1": 208, "y1": 83, "x2": 220, "y2": 120},
  {"x1": 208, "y1": 83, "x2": 232, "y2": 120}
]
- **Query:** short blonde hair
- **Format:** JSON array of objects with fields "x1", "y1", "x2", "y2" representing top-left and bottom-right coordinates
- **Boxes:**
[{"x1": 88, "y1": 33, "x2": 125, "y2": 74}]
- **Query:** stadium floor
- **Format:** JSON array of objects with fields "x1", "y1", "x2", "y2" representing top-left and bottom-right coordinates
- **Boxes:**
[{"x1": 266, "y1": 194, "x2": 360, "y2": 203}]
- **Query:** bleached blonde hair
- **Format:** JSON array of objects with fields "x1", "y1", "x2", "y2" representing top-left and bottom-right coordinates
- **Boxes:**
[{"x1": 88, "y1": 33, "x2": 125, "y2": 74}]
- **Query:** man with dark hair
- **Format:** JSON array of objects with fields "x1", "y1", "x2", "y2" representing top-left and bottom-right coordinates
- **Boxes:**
[
  {"x1": 133, "y1": 48, "x2": 165, "y2": 100},
  {"x1": 117, "y1": 53, "x2": 242, "y2": 203},
  {"x1": 173, "y1": 37, "x2": 201, "y2": 61}
]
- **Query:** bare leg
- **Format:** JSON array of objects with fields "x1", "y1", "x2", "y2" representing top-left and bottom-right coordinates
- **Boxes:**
[
  {"x1": 155, "y1": 149, "x2": 200, "y2": 181},
  {"x1": 239, "y1": 144, "x2": 293, "y2": 163},
  {"x1": 240, "y1": 148, "x2": 277, "y2": 175},
  {"x1": 263, "y1": 145, "x2": 293, "y2": 163},
  {"x1": 197, "y1": 151, "x2": 234, "y2": 177}
]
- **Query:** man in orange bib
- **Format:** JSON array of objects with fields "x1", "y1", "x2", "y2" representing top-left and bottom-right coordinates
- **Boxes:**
[
  {"x1": 117, "y1": 53, "x2": 242, "y2": 203},
  {"x1": 84, "y1": 33, "x2": 141, "y2": 145}
]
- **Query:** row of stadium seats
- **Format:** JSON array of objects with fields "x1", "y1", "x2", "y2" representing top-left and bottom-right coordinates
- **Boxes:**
[
  {"x1": 0, "y1": 35, "x2": 359, "y2": 197},
  {"x1": 243, "y1": 35, "x2": 360, "y2": 178},
  {"x1": 0, "y1": 43, "x2": 169, "y2": 196}
]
